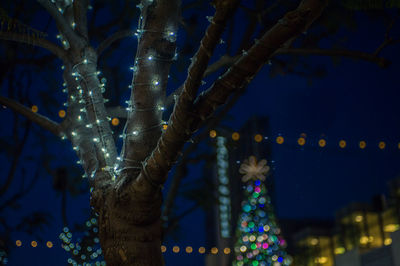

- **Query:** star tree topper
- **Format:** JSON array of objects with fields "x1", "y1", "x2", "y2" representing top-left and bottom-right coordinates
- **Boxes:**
[{"x1": 239, "y1": 156, "x2": 270, "y2": 182}]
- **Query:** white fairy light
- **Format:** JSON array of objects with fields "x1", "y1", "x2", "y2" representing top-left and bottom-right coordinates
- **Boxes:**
[
  {"x1": 93, "y1": 138, "x2": 99, "y2": 142},
  {"x1": 71, "y1": 131, "x2": 77, "y2": 136}
]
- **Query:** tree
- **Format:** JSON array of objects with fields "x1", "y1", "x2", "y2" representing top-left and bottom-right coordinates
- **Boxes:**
[
  {"x1": 233, "y1": 156, "x2": 290, "y2": 266},
  {"x1": 1, "y1": 0, "x2": 399, "y2": 265}
]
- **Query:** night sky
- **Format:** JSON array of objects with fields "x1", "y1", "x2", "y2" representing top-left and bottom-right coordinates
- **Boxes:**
[{"x1": 1, "y1": 1, "x2": 400, "y2": 266}]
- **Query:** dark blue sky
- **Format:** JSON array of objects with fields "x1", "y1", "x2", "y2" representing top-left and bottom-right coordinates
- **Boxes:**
[{"x1": 2, "y1": 2, "x2": 400, "y2": 266}]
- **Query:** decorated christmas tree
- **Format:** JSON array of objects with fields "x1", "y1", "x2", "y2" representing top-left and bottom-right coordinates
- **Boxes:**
[{"x1": 233, "y1": 156, "x2": 291, "y2": 266}]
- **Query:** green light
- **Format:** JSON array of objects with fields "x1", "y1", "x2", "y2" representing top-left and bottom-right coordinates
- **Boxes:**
[
  {"x1": 248, "y1": 222, "x2": 255, "y2": 228},
  {"x1": 252, "y1": 261, "x2": 259, "y2": 266},
  {"x1": 243, "y1": 204, "x2": 251, "y2": 212},
  {"x1": 251, "y1": 243, "x2": 257, "y2": 250},
  {"x1": 252, "y1": 192, "x2": 259, "y2": 198}
]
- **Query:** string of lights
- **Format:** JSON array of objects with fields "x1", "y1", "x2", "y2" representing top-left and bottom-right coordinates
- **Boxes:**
[
  {"x1": 209, "y1": 130, "x2": 400, "y2": 150},
  {"x1": 28, "y1": 105, "x2": 399, "y2": 151},
  {"x1": 12, "y1": 241, "x2": 233, "y2": 255}
]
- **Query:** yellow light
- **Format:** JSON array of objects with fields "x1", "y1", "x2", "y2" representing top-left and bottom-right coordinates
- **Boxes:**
[
  {"x1": 240, "y1": 245, "x2": 247, "y2": 252},
  {"x1": 339, "y1": 140, "x2": 346, "y2": 148},
  {"x1": 360, "y1": 236, "x2": 369, "y2": 245},
  {"x1": 198, "y1": 247, "x2": 205, "y2": 254},
  {"x1": 211, "y1": 247, "x2": 218, "y2": 254},
  {"x1": 46, "y1": 241, "x2": 53, "y2": 248},
  {"x1": 185, "y1": 246, "x2": 193, "y2": 253},
  {"x1": 249, "y1": 235, "x2": 256, "y2": 242},
  {"x1": 209, "y1": 130, "x2": 217, "y2": 138},
  {"x1": 111, "y1": 117, "x2": 120, "y2": 126},
  {"x1": 16, "y1": 240, "x2": 22, "y2": 247},
  {"x1": 384, "y1": 224, "x2": 399, "y2": 233},
  {"x1": 310, "y1": 238, "x2": 318, "y2": 245},
  {"x1": 161, "y1": 245, "x2": 167, "y2": 253},
  {"x1": 315, "y1": 257, "x2": 328, "y2": 264},
  {"x1": 335, "y1": 247, "x2": 345, "y2": 254},
  {"x1": 232, "y1": 132, "x2": 240, "y2": 141},
  {"x1": 297, "y1": 137, "x2": 306, "y2": 146},
  {"x1": 223, "y1": 247, "x2": 231, "y2": 254},
  {"x1": 378, "y1": 141, "x2": 386, "y2": 149},
  {"x1": 162, "y1": 124, "x2": 168, "y2": 130},
  {"x1": 172, "y1": 246, "x2": 180, "y2": 253},
  {"x1": 384, "y1": 238, "x2": 392, "y2": 245},
  {"x1": 58, "y1": 110, "x2": 66, "y2": 118},
  {"x1": 254, "y1": 134, "x2": 263, "y2": 143},
  {"x1": 31, "y1": 241, "x2": 37, "y2": 247},
  {"x1": 318, "y1": 139, "x2": 326, "y2": 147},
  {"x1": 368, "y1": 236, "x2": 374, "y2": 242},
  {"x1": 276, "y1": 136, "x2": 284, "y2": 144},
  {"x1": 355, "y1": 215, "x2": 363, "y2": 222},
  {"x1": 272, "y1": 255, "x2": 278, "y2": 261},
  {"x1": 359, "y1": 140, "x2": 366, "y2": 149},
  {"x1": 31, "y1": 105, "x2": 38, "y2": 113}
]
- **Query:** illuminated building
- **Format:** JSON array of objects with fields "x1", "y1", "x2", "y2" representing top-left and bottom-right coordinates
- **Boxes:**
[{"x1": 292, "y1": 177, "x2": 400, "y2": 266}]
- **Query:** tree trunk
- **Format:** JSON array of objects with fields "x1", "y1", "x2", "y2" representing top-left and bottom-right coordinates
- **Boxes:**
[{"x1": 94, "y1": 174, "x2": 164, "y2": 265}]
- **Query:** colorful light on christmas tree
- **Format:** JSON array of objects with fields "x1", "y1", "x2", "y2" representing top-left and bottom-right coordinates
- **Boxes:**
[{"x1": 233, "y1": 156, "x2": 292, "y2": 266}]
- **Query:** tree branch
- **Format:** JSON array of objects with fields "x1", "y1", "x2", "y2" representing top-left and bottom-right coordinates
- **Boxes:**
[
  {"x1": 0, "y1": 119, "x2": 31, "y2": 196},
  {"x1": 36, "y1": 0, "x2": 83, "y2": 50},
  {"x1": 162, "y1": 87, "x2": 244, "y2": 221},
  {"x1": 0, "y1": 95, "x2": 62, "y2": 136},
  {"x1": 143, "y1": 0, "x2": 327, "y2": 188},
  {"x1": 276, "y1": 47, "x2": 391, "y2": 67},
  {"x1": 165, "y1": 55, "x2": 240, "y2": 108},
  {"x1": 117, "y1": 0, "x2": 180, "y2": 187},
  {"x1": 73, "y1": 0, "x2": 89, "y2": 40},
  {"x1": 97, "y1": 30, "x2": 136, "y2": 57},
  {"x1": 0, "y1": 32, "x2": 68, "y2": 61}
]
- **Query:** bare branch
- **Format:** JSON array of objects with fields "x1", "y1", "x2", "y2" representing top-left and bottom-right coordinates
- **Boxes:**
[
  {"x1": 97, "y1": 30, "x2": 136, "y2": 57},
  {"x1": 164, "y1": 55, "x2": 240, "y2": 108},
  {"x1": 0, "y1": 119, "x2": 30, "y2": 196},
  {"x1": 36, "y1": 0, "x2": 83, "y2": 49},
  {"x1": 0, "y1": 32, "x2": 67, "y2": 61},
  {"x1": 276, "y1": 48, "x2": 391, "y2": 67},
  {"x1": 143, "y1": 0, "x2": 327, "y2": 188},
  {"x1": 0, "y1": 95, "x2": 62, "y2": 136},
  {"x1": 162, "y1": 87, "x2": 244, "y2": 221}
]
